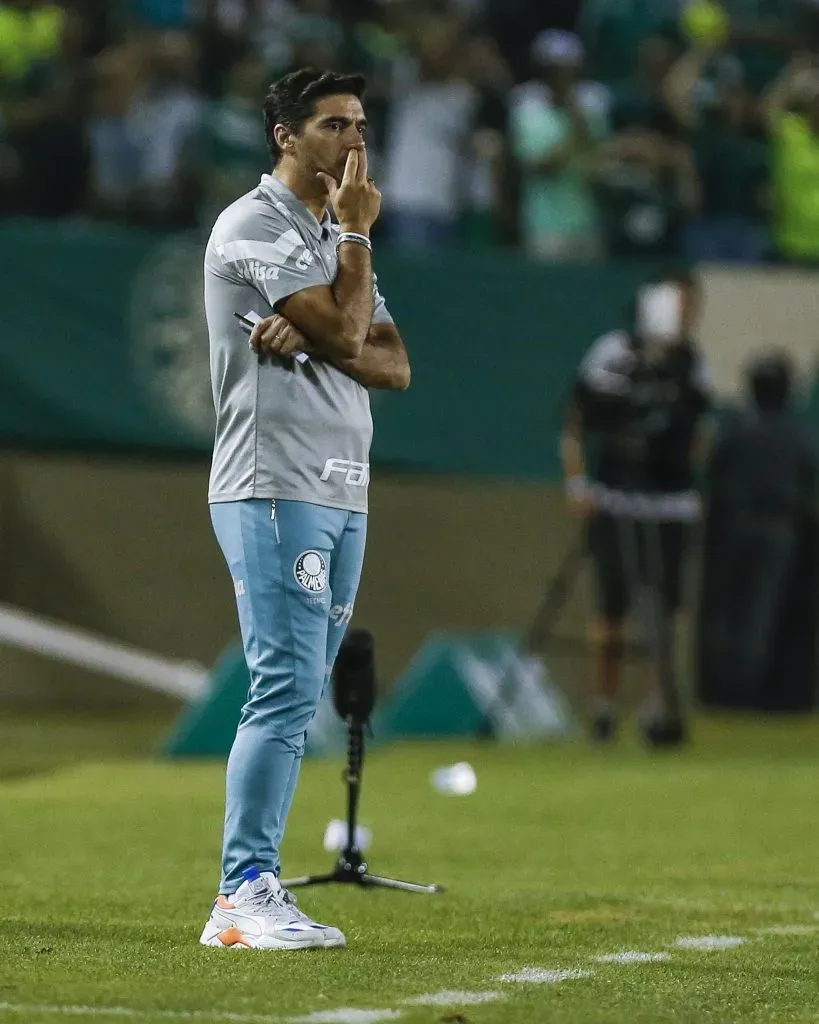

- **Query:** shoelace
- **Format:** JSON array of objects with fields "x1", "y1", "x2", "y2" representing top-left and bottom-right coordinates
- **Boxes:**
[
  {"x1": 233, "y1": 883, "x2": 312, "y2": 924},
  {"x1": 244, "y1": 886, "x2": 290, "y2": 913}
]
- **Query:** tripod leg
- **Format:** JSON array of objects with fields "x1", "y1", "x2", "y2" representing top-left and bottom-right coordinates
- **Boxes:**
[
  {"x1": 641, "y1": 517, "x2": 685, "y2": 734},
  {"x1": 361, "y1": 873, "x2": 444, "y2": 894},
  {"x1": 614, "y1": 508, "x2": 645, "y2": 664},
  {"x1": 524, "y1": 533, "x2": 588, "y2": 651},
  {"x1": 280, "y1": 873, "x2": 338, "y2": 888},
  {"x1": 477, "y1": 532, "x2": 587, "y2": 738}
]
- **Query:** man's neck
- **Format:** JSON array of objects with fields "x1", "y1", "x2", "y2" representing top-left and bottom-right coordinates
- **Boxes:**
[{"x1": 273, "y1": 160, "x2": 329, "y2": 223}]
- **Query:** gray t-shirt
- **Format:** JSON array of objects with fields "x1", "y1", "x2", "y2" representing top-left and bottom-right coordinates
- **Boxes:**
[{"x1": 204, "y1": 174, "x2": 393, "y2": 512}]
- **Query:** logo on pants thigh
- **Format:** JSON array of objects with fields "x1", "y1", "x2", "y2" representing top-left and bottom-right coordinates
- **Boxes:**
[{"x1": 294, "y1": 550, "x2": 328, "y2": 593}]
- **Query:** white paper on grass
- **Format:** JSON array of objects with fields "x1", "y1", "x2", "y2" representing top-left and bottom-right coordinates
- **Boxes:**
[{"x1": 244, "y1": 309, "x2": 310, "y2": 364}]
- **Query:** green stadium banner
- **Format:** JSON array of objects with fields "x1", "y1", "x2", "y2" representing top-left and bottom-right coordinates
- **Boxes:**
[
  {"x1": 13, "y1": 221, "x2": 817, "y2": 476},
  {"x1": 0, "y1": 222, "x2": 207, "y2": 453},
  {"x1": 0, "y1": 220, "x2": 659, "y2": 478}
]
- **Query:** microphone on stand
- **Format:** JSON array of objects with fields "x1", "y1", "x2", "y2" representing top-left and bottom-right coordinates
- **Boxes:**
[{"x1": 280, "y1": 628, "x2": 443, "y2": 895}]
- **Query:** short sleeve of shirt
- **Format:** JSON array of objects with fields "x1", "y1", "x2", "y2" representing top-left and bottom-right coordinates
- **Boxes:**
[
  {"x1": 372, "y1": 273, "x2": 393, "y2": 325},
  {"x1": 578, "y1": 332, "x2": 633, "y2": 396},
  {"x1": 211, "y1": 206, "x2": 328, "y2": 310}
]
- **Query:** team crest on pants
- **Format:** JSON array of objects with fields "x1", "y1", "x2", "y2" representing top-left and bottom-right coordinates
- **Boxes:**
[{"x1": 294, "y1": 550, "x2": 328, "y2": 593}]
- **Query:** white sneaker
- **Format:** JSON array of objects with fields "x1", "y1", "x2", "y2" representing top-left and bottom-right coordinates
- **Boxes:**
[{"x1": 199, "y1": 868, "x2": 346, "y2": 950}]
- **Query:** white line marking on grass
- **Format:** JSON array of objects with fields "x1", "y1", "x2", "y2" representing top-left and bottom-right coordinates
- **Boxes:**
[
  {"x1": 404, "y1": 992, "x2": 502, "y2": 1007},
  {"x1": 674, "y1": 936, "x2": 747, "y2": 951},
  {"x1": 594, "y1": 951, "x2": 671, "y2": 964},
  {"x1": 0, "y1": 1004, "x2": 279, "y2": 1022},
  {"x1": 287, "y1": 1012, "x2": 402, "y2": 1024},
  {"x1": 756, "y1": 925, "x2": 819, "y2": 936},
  {"x1": 498, "y1": 969, "x2": 593, "y2": 985}
]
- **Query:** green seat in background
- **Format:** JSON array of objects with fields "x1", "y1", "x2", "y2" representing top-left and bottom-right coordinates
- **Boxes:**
[{"x1": 374, "y1": 633, "x2": 575, "y2": 742}]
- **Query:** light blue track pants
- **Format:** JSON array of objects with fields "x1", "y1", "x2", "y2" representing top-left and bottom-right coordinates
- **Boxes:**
[{"x1": 210, "y1": 498, "x2": 367, "y2": 894}]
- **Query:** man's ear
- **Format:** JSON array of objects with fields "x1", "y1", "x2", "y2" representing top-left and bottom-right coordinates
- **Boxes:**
[{"x1": 274, "y1": 123, "x2": 294, "y2": 155}]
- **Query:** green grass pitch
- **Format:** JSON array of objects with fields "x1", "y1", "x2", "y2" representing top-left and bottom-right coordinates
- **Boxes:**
[{"x1": 1, "y1": 714, "x2": 818, "y2": 1023}]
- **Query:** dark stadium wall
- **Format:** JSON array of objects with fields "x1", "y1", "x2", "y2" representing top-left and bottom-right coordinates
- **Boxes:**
[{"x1": 0, "y1": 454, "x2": 588, "y2": 706}]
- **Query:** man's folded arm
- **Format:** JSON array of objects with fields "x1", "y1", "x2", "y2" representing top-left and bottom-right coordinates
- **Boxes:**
[
  {"x1": 277, "y1": 241, "x2": 374, "y2": 360},
  {"x1": 331, "y1": 322, "x2": 410, "y2": 391},
  {"x1": 213, "y1": 216, "x2": 373, "y2": 360}
]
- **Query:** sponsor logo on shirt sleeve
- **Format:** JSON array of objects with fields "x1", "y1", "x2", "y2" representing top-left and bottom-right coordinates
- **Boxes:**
[{"x1": 244, "y1": 260, "x2": 280, "y2": 282}]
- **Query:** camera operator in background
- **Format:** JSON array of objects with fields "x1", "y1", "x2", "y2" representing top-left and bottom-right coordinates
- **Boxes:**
[
  {"x1": 699, "y1": 353, "x2": 819, "y2": 711},
  {"x1": 561, "y1": 270, "x2": 712, "y2": 745}
]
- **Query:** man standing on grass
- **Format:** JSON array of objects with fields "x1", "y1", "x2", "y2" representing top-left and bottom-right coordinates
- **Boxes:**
[
  {"x1": 200, "y1": 67, "x2": 410, "y2": 951},
  {"x1": 561, "y1": 270, "x2": 710, "y2": 746}
]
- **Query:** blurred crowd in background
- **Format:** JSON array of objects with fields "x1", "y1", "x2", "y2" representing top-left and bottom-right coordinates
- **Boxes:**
[{"x1": 3, "y1": 0, "x2": 819, "y2": 264}]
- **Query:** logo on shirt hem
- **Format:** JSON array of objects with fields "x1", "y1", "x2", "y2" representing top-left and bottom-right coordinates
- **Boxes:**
[{"x1": 320, "y1": 458, "x2": 370, "y2": 487}]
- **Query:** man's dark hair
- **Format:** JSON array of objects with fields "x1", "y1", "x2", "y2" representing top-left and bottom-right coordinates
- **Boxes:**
[
  {"x1": 748, "y1": 353, "x2": 793, "y2": 413},
  {"x1": 263, "y1": 67, "x2": 366, "y2": 162}
]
